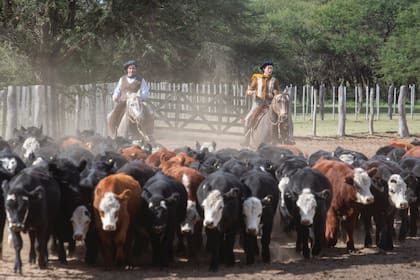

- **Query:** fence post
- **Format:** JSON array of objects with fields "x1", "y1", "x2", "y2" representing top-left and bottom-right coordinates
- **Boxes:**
[
  {"x1": 332, "y1": 85, "x2": 336, "y2": 120},
  {"x1": 293, "y1": 85, "x2": 297, "y2": 120},
  {"x1": 365, "y1": 86, "x2": 369, "y2": 120},
  {"x1": 354, "y1": 85, "x2": 358, "y2": 120},
  {"x1": 5, "y1": 86, "x2": 17, "y2": 140},
  {"x1": 398, "y1": 85, "x2": 410, "y2": 137},
  {"x1": 0, "y1": 89, "x2": 5, "y2": 137},
  {"x1": 387, "y1": 84, "x2": 394, "y2": 120},
  {"x1": 302, "y1": 85, "x2": 306, "y2": 120},
  {"x1": 312, "y1": 87, "x2": 317, "y2": 137},
  {"x1": 337, "y1": 84, "x2": 346, "y2": 136},
  {"x1": 369, "y1": 87, "x2": 375, "y2": 135},
  {"x1": 410, "y1": 84, "x2": 415, "y2": 120},
  {"x1": 376, "y1": 83, "x2": 380, "y2": 121},
  {"x1": 319, "y1": 83, "x2": 325, "y2": 121}
]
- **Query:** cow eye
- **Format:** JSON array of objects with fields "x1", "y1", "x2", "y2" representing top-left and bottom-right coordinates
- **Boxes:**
[{"x1": 389, "y1": 189, "x2": 396, "y2": 194}]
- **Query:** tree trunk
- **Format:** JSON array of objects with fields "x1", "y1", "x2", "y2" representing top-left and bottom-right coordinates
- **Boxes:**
[{"x1": 398, "y1": 85, "x2": 410, "y2": 137}]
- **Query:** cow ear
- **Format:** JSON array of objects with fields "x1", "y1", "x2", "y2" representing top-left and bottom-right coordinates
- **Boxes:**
[
  {"x1": 345, "y1": 175, "x2": 354, "y2": 185},
  {"x1": 224, "y1": 187, "x2": 240, "y2": 198},
  {"x1": 316, "y1": 189, "x2": 331, "y2": 200},
  {"x1": 367, "y1": 167, "x2": 378, "y2": 177},
  {"x1": 262, "y1": 195, "x2": 273, "y2": 206},
  {"x1": 118, "y1": 189, "x2": 131, "y2": 201},
  {"x1": 167, "y1": 192, "x2": 180, "y2": 204},
  {"x1": 29, "y1": 186, "x2": 44, "y2": 200},
  {"x1": 78, "y1": 160, "x2": 87, "y2": 173}
]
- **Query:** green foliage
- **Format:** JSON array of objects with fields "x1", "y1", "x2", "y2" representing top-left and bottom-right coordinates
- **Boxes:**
[
  {"x1": 0, "y1": 0, "x2": 418, "y2": 85},
  {"x1": 378, "y1": 1, "x2": 420, "y2": 84}
]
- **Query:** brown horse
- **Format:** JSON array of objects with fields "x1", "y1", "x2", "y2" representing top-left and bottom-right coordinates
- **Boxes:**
[{"x1": 248, "y1": 92, "x2": 292, "y2": 149}]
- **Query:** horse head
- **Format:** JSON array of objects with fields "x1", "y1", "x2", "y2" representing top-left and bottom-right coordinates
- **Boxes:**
[
  {"x1": 126, "y1": 92, "x2": 144, "y2": 123},
  {"x1": 271, "y1": 92, "x2": 289, "y2": 123}
]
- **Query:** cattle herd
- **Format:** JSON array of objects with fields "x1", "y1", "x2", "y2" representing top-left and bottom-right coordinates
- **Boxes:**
[{"x1": 0, "y1": 126, "x2": 419, "y2": 274}]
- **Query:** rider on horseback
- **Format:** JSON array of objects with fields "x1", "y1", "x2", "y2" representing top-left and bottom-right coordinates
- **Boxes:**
[
  {"x1": 242, "y1": 61, "x2": 294, "y2": 147},
  {"x1": 108, "y1": 60, "x2": 154, "y2": 141}
]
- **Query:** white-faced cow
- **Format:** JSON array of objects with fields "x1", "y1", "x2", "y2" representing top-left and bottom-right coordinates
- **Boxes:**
[
  {"x1": 2, "y1": 165, "x2": 61, "y2": 273},
  {"x1": 196, "y1": 170, "x2": 245, "y2": 271},
  {"x1": 281, "y1": 167, "x2": 332, "y2": 258}
]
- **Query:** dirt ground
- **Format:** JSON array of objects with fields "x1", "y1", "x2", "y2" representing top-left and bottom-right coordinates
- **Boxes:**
[{"x1": 1, "y1": 130, "x2": 419, "y2": 280}]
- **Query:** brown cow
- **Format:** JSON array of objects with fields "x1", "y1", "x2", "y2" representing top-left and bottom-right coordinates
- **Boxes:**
[
  {"x1": 403, "y1": 146, "x2": 420, "y2": 158},
  {"x1": 275, "y1": 144, "x2": 306, "y2": 157},
  {"x1": 159, "y1": 152, "x2": 198, "y2": 170},
  {"x1": 312, "y1": 158, "x2": 376, "y2": 252},
  {"x1": 388, "y1": 139, "x2": 415, "y2": 151},
  {"x1": 119, "y1": 145, "x2": 149, "y2": 161},
  {"x1": 145, "y1": 147, "x2": 176, "y2": 168},
  {"x1": 93, "y1": 173, "x2": 142, "y2": 267}
]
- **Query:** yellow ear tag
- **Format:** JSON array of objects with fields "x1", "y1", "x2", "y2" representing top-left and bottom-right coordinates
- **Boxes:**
[
  {"x1": 266, "y1": 197, "x2": 271, "y2": 203},
  {"x1": 108, "y1": 159, "x2": 113, "y2": 163}
]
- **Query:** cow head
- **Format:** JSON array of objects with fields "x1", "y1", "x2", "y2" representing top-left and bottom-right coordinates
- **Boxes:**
[
  {"x1": 387, "y1": 174, "x2": 409, "y2": 209},
  {"x1": 71, "y1": 205, "x2": 91, "y2": 241},
  {"x1": 296, "y1": 188, "x2": 317, "y2": 226},
  {"x1": 347, "y1": 167, "x2": 374, "y2": 204},
  {"x1": 0, "y1": 157, "x2": 18, "y2": 176},
  {"x1": 22, "y1": 137, "x2": 40, "y2": 160},
  {"x1": 202, "y1": 188, "x2": 239, "y2": 229},
  {"x1": 3, "y1": 183, "x2": 44, "y2": 232},
  {"x1": 148, "y1": 193, "x2": 180, "y2": 234},
  {"x1": 98, "y1": 190, "x2": 131, "y2": 231},
  {"x1": 180, "y1": 200, "x2": 201, "y2": 234},
  {"x1": 243, "y1": 197, "x2": 262, "y2": 236}
]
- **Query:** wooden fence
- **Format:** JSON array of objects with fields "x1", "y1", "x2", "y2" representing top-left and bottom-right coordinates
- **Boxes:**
[{"x1": 0, "y1": 82, "x2": 416, "y2": 140}]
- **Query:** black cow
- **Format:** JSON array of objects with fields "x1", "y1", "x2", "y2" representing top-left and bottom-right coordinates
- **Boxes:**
[
  {"x1": 0, "y1": 149, "x2": 26, "y2": 259},
  {"x1": 196, "y1": 170, "x2": 245, "y2": 271},
  {"x1": 240, "y1": 168, "x2": 279, "y2": 264},
  {"x1": 282, "y1": 167, "x2": 332, "y2": 258},
  {"x1": 361, "y1": 159, "x2": 409, "y2": 250},
  {"x1": 48, "y1": 157, "x2": 88, "y2": 264},
  {"x1": 117, "y1": 159, "x2": 158, "y2": 187},
  {"x1": 398, "y1": 156, "x2": 420, "y2": 236},
  {"x1": 2, "y1": 165, "x2": 61, "y2": 273},
  {"x1": 141, "y1": 172, "x2": 187, "y2": 269}
]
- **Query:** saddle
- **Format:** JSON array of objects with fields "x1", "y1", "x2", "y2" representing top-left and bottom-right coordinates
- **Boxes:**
[{"x1": 249, "y1": 104, "x2": 269, "y2": 130}]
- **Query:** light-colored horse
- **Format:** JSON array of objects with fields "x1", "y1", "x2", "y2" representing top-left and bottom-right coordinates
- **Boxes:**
[
  {"x1": 248, "y1": 92, "x2": 292, "y2": 149},
  {"x1": 112, "y1": 92, "x2": 150, "y2": 141}
]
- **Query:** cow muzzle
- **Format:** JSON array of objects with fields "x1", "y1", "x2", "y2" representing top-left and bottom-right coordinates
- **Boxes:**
[
  {"x1": 103, "y1": 224, "x2": 116, "y2": 231},
  {"x1": 204, "y1": 220, "x2": 216, "y2": 229},
  {"x1": 73, "y1": 233, "x2": 85, "y2": 241},
  {"x1": 301, "y1": 219, "x2": 312, "y2": 226},
  {"x1": 9, "y1": 223, "x2": 25, "y2": 232},
  {"x1": 246, "y1": 228, "x2": 258, "y2": 236}
]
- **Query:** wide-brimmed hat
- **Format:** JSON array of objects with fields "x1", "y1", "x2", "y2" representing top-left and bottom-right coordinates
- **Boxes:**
[
  {"x1": 260, "y1": 61, "x2": 273, "y2": 70},
  {"x1": 123, "y1": 60, "x2": 137, "y2": 70}
]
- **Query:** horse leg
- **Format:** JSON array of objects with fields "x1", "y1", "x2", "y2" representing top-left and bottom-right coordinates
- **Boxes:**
[{"x1": 272, "y1": 125, "x2": 280, "y2": 145}]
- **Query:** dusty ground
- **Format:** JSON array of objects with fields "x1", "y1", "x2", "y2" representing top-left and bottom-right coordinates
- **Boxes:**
[{"x1": 1, "y1": 130, "x2": 419, "y2": 280}]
